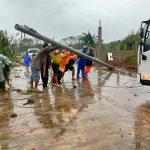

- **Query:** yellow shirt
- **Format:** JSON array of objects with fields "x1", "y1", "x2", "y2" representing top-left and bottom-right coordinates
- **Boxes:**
[{"x1": 51, "y1": 55, "x2": 60, "y2": 64}]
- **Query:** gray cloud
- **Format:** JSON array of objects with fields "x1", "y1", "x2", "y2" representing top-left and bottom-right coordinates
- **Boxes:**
[{"x1": 0, "y1": 0, "x2": 150, "y2": 43}]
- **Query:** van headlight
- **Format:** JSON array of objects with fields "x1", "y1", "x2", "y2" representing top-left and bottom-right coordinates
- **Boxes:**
[{"x1": 143, "y1": 74, "x2": 150, "y2": 80}]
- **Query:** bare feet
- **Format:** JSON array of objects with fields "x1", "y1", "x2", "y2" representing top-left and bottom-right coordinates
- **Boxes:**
[{"x1": 3, "y1": 92, "x2": 9, "y2": 100}]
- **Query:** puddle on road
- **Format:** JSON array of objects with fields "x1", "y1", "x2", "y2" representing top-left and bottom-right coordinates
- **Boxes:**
[{"x1": 0, "y1": 66, "x2": 150, "y2": 149}]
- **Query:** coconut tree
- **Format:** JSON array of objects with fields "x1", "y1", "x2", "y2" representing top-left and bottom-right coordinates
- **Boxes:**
[{"x1": 79, "y1": 31, "x2": 97, "y2": 48}]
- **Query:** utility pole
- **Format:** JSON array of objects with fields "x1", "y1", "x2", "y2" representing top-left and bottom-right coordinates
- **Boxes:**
[
  {"x1": 118, "y1": 40, "x2": 120, "y2": 62},
  {"x1": 96, "y1": 20, "x2": 102, "y2": 59}
]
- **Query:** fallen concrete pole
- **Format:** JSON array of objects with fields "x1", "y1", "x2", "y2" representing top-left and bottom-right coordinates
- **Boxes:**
[{"x1": 15, "y1": 24, "x2": 115, "y2": 70}]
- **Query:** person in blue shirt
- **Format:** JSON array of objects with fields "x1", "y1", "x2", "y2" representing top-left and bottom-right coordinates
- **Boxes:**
[
  {"x1": 23, "y1": 51, "x2": 31, "y2": 72},
  {"x1": 77, "y1": 46, "x2": 88, "y2": 79}
]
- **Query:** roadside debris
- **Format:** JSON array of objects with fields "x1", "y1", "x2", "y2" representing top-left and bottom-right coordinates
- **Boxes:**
[
  {"x1": 23, "y1": 98, "x2": 34, "y2": 105},
  {"x1": 10, "y1": 113, "x2": 17, "y2": 118}
]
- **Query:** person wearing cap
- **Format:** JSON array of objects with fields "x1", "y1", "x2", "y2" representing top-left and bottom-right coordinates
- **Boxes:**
[
  {"x1": 76, "y1": 46, "x2": 88, "y2": 79},
  {"x1": 85, "y1": 48, "x2": 94, "y2": 77}
]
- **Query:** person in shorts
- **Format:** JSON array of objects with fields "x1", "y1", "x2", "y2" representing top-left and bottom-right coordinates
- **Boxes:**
[
  {"x1": 63, "y1": 57, "x2": 76, "y2": 81},
  {"x1": 57, "y1": 50, "x2": 77, "y2": 83},
  {"x1": 30, "y1": 43, "x2": 52, "y2": 91}
]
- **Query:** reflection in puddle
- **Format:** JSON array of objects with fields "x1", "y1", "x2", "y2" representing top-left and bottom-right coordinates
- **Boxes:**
[
  {"x1": 0, "y1": 93, "x2": 14, "y2": 150},
  {"x1": 1, "y1": 66, "x2": 149, "y2": 149}
]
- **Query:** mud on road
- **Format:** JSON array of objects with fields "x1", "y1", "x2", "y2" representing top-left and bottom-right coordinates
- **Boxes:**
[{"x1": 0, "y1": 66, "x2": 150, "y2": 150}]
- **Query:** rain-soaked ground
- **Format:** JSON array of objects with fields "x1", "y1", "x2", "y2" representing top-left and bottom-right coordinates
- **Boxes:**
[{"x1": 0, "y1": 65, "x2": 150, "y2": 150}]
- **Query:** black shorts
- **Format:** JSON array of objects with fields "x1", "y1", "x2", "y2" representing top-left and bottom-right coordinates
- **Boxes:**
[
  {"x1": 52, "y1": 63, "x2": 59, "y2": 75},
  {"x1": 65, "y1": 65, "x2": 74, "y2": 72},
  {"x1": 3, "y1": 65, "x2": 10, "y2": 81},
  {"x1": 0, "y1": 81, "x2": 5, "y2": 91}
]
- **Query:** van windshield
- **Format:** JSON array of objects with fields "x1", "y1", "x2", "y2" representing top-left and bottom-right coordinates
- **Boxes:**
[{"x1": 144, "y1": 24, "x2": 150, "y2": 52}]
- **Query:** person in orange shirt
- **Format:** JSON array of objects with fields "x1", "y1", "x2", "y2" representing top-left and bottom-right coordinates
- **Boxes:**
[
  {"x1": 57, "y1": 50, "x2": 77, "y2": 84},
  {"x1": 62, "y1": 55, "x2": 76, "y2": 81}
]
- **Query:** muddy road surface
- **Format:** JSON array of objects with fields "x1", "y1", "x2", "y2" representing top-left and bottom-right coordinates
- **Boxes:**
[{"x1": 0, "y1": 66, "x2": 150, "y2": 150}]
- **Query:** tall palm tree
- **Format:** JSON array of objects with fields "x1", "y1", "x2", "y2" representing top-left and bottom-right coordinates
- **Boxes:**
[{"x1": 79, "y1": 31, "x2": 97, "y2": 48}]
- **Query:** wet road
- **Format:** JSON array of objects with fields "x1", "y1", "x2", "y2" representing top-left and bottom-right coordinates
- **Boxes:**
[{"x1": 0, "y1": 66, "x2": 150, "y2": 150}]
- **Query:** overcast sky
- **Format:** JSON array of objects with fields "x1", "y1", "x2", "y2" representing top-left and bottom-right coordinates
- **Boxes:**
[{"x1": 0, "y1": 0, "x2": 150, "y2": 43}]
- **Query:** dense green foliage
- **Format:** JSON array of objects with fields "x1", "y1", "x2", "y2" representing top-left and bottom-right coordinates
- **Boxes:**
[
  {"x1": 0, "y1": 31, "x2": 43, "y2": 62},
  {"x1": 79, "y1": 32, "x2": 96, "y2": 48},
  {"x1": 103, "y1": 31, "x2": 140, "y2": 51},
  {"x1": 16, "y1": 38, "x2": 43, "y2": 52},
  {"x1": 0, "y1": 31, "x2": 11, "y2": 57},
  {"x1": 60, "y1": 31, "x2": 140, "y2": 51}
]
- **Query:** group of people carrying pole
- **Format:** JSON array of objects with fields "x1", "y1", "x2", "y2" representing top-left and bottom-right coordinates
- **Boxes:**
[
  {"x1": 0, "y1": 43, "x2": 94, "y2": 95},
  {"x1": 28, "y1": 43, "x2": 94, "y2": 92}
]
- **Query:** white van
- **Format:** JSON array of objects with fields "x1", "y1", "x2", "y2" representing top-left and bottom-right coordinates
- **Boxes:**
[
  {"x1": 28, "y1": 48, "x2": 39, "y2": 60},
  {"x1": 138, "y1": 19, "x2": 150, "y2": 85}
]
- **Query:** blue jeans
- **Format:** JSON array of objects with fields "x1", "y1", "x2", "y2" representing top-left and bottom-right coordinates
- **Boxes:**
[{"x1": 77, "y1": 64, "x2": 86, "y2": 79}]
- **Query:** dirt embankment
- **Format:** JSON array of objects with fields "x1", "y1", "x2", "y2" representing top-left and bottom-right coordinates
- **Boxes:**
[{"x1": 106, "y1": 55, "x2": 137, "y2": 71}]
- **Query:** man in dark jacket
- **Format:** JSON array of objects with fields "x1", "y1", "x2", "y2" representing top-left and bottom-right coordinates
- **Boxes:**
[
  {"x1": 41, "y1": 53, "x2": 51, "y2": 90},
  {"x1": 85, "y1": 48, "x2": 94, "y2": 77}
]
